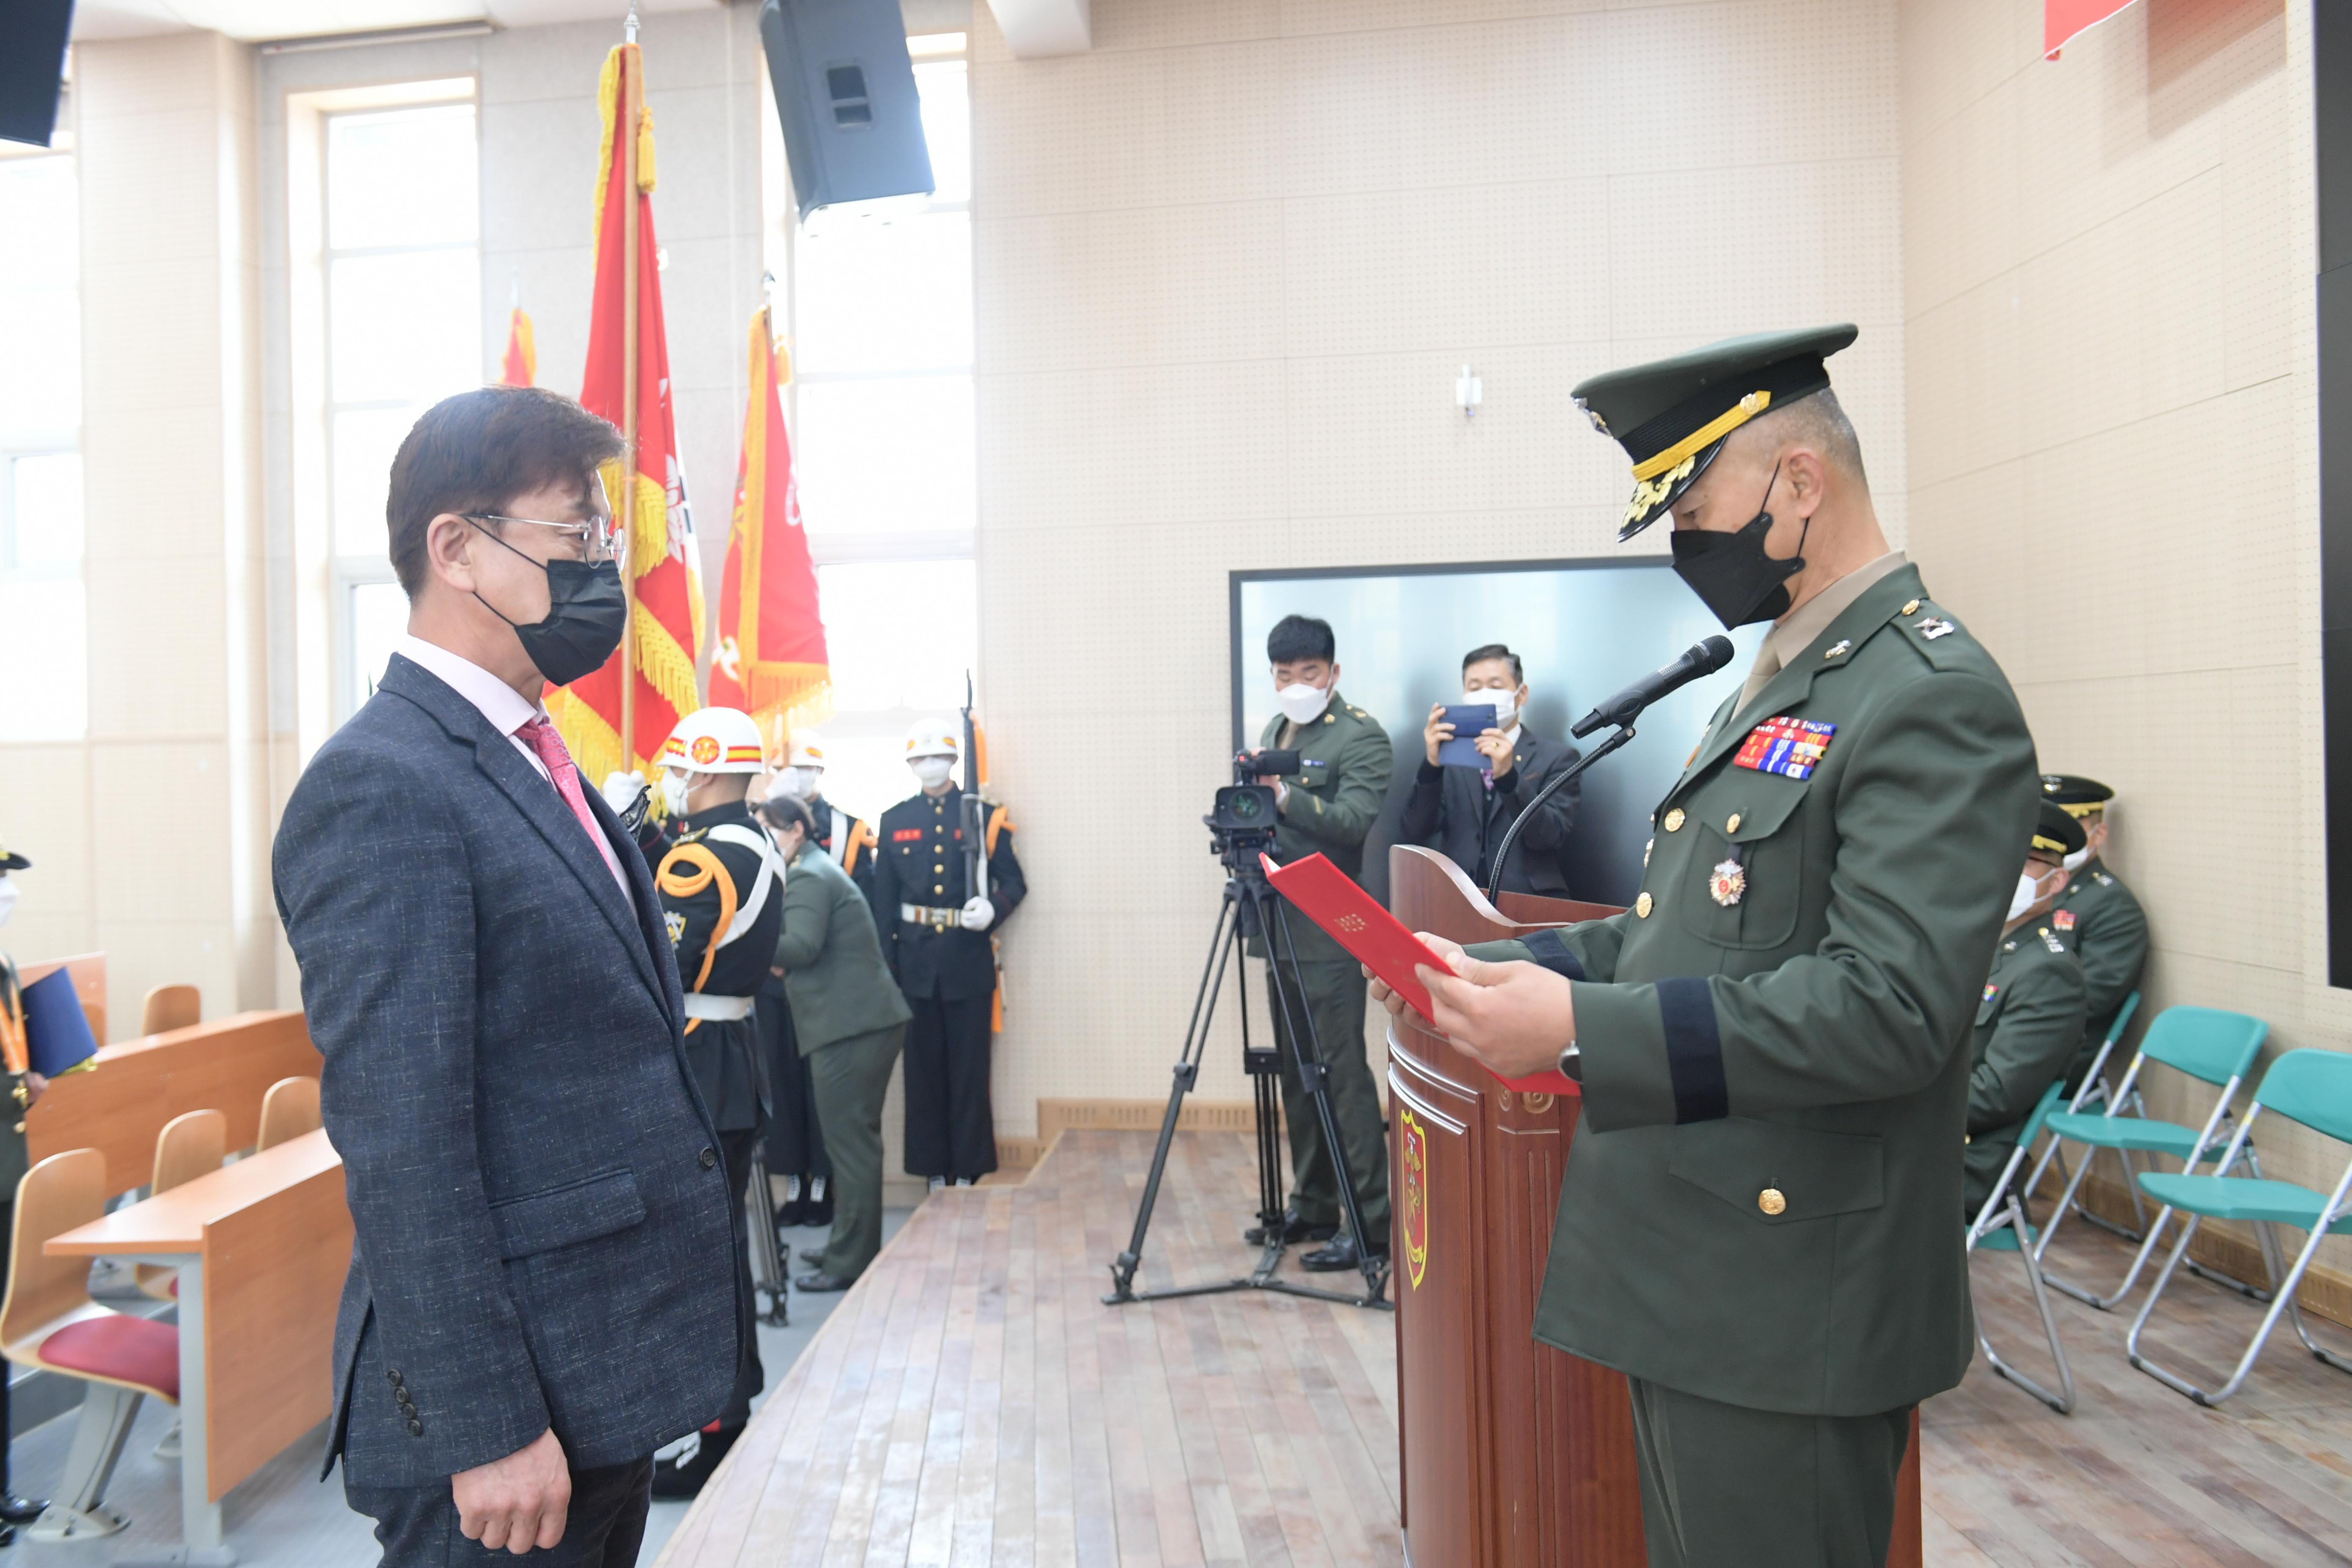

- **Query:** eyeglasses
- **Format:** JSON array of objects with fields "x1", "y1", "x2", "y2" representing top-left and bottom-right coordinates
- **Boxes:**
[{"x1": 463, "y1": 513, "x2": 618, "y2": 564}]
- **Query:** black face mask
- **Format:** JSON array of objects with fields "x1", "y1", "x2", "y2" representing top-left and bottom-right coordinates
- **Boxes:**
[
  {"x1": 1668, "y1": 461, "x2": 1810, "y2": 629},
  {"x1": 468, "y1": 519, "x2": 628, "y2": 686}
]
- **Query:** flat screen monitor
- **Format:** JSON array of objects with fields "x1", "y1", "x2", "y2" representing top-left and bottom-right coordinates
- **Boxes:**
[{"x1": 1232, "y1": 559, "x2": 1764, "y2": 909}]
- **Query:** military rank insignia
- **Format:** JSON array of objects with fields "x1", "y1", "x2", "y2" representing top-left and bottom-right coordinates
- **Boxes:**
[
  {"x1": 2053, "y1": 909, "x2": 2076, "y2": 931},
  {"x1": 1709, "y1": 858, "x2": 1746, "y2": 906},
  {"x1": 1916, "y1": 617, "x2": 1956, "y2": 640},
  {"x1": 1733, "y1": 715, "x2": 1837, "y2": 780}
]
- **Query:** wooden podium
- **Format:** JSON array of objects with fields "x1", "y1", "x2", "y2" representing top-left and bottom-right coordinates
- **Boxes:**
[{"x1": 1384, "y1": 845, "x2": 1922, "y2": 1568}]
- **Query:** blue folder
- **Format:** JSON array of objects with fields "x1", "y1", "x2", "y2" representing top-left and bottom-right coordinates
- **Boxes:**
[
  {"x1": 1437, "y1": 702, "x2": 1507, "y2": 768},
  {"x1": 19, "y1": 967, "x2": 98, "y2": 1078}
]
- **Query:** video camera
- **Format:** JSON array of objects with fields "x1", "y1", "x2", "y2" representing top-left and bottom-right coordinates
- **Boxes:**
[{"x1": 1206, "y1": 749, "x2": 1300, "y2": 873}]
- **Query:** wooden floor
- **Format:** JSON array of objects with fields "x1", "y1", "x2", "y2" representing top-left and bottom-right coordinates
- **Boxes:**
[
  {"x1": 655, "y1": 1129, "x2": 1402, "y2": 1567},
  {"x1": 657, "y1": 1129, "x2": 2352, "y2": 1568}
]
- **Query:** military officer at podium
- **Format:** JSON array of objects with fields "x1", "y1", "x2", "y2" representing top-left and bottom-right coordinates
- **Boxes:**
[
  {"x1": 872, "y1": 720, "x2": 1025, "y2": 1186},
  {"x1": 1964, "y1": 801, "x2": 2089, "y2": 1218},
  {"x1": 2037, "y1": 773, "x2": 2149, "y2": 1087},
  {"x1": 1369, "y1": 327, "x2": 2038, "y2": 1568},
  {"x1": 646, "y1": 708, "x2": 784, "y2": 1499}
]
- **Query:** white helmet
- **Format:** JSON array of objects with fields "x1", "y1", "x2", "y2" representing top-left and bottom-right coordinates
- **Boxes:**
[
  {"x1": 904, "y1": 719, "x2": 960, "y2": 760},
  {"x1": 659, "y1": 707, "x2": 767, "y2": 774},
  {"x1": 785, "y1": 733, "x2": 829, "y2": 770}
]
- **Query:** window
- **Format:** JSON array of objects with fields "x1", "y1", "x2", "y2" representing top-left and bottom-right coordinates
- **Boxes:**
[
  {"x1": 0, "y1": 153, "x2": 86, "y2": 741},
  {"x1": 786, "y1": 37, "x2": 980, "y2": 816},
  {"x1": 804, "y1": 558, "x2": 977, "y2": 822},
  {"x1": 324, "y1": 101, "x2": 481, "y2": 716}
]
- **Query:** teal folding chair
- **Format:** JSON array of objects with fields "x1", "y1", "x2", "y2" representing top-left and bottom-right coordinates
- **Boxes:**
[
  {"x1": 2036, "y1": 1006, "x2": 2268, "y2": 1310},
  {"x1": 2023, "y1": 991, "x2": 2142, "y2": 1237},
  {"x1": 1966, "y1": 1078, "x2": 2075, "y2": 1413},
  {"x1": 2125, "y1": 1049, "x2": 2352, "y2": 1405}
]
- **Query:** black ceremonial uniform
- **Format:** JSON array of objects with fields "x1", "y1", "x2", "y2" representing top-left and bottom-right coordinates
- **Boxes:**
[
  {"x1": 871, "y1": 789, "x2": 1026, "y2": 1179},
  {"x1": 655, "y1": 798, "x2": 784, "y2": 1430},
  {"x1": 760, "y1": 792, "x2": 881, "y2": 1222}
]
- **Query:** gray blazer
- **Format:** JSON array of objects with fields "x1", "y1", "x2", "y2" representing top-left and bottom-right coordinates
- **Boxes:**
[
  {"x1": 273, "y1": 654, "x2": 743, "y2": 1486},
  {"x1": 774, "y1": 843, "x2": 912, "y2": 1054}
]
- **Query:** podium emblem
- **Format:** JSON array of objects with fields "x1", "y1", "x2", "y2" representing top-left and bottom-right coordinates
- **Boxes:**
[{"x1": 1400, "y1": 1108, "x2": 1430, "y2": 1291}]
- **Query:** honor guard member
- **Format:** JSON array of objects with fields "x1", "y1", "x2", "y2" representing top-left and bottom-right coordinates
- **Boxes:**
[
  {"x1": 1964, "y1": 802, "x2": 2090, "y2": 1217},
  {"x1": 646, "y1": 707, "x2": 785, "y2": 1499},
  {"x1": 1249, "y1": 614, "x2": 1394, "y2": 1272},
  {"x1": 873, "y1": 720, "x2": 1026, "y2": 1185},
  {"x1": 2038, "y1": 774, "x2": 2150, "y2": 1087},
  {"x1": 753, "y1": 735, "x2": 879, "y2": 1230},
  {"x1": 0, "y1": 847, "x2": 50, "y2": 1538},
  {"x1": 1374, "y1": 327, "x2": 2038, "y2": 1568}
]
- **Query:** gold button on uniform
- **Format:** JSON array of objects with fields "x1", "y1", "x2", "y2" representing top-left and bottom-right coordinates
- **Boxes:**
[
  {"x1": 1726, "y1": 812, "x2": 1742, "y2": 833},
  {"x1": 1635, "y1": 892, "x2": 1653, "y2": 918},
  {"x1": 1663, "y1": 808, "x2": 1685, "y2": 832},
  {"x1": 1759, "y1": 1187, "x2": 1787, "y2": 1216}
]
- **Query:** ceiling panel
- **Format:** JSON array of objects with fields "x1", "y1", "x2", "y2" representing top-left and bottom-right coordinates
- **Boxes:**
[{"x1": 71, "y1": 0, "x2": 718, "y2": 44}]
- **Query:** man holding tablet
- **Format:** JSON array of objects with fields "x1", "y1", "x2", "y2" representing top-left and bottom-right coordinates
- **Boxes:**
[{"x1": 1367, "y1": 327, "x2": 2036, "y2": 1568}]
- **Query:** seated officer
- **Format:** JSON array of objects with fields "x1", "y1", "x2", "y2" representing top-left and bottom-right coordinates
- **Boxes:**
[
  {"x1": 0, "y1": 845, "x2": 49, "y2": 1540},
  {"x1": 1964, "y1": 800, "x2": 2090, "y2": 1218},
  {"x1": 1399, "y1": 642, "x2": 1583, "y2": 896},
  {"x1": 2039, "y1": 774, "x2": 2149, "y2": 1087},
  {"x1": 647, "y1": 707, "x2": 785, "y2": 1499}
]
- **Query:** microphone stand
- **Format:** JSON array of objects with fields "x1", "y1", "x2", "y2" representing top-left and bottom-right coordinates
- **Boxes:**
[{"x1": 1483, "y1": 722, "x2": 1639, "y2": 907}]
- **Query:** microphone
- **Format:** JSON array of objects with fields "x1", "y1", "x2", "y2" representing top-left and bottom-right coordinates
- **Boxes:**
[{"x1": 1570, "y1": 636, "x2": 1736, "y2": 738}]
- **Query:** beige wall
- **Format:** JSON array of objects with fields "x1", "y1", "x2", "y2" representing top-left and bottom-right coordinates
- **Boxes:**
[
  {"x1": 969, "y1": 0, "x2": 1908, "y2": 1129},
  {"x1": 1898, "y1": 1, "x2": 2342, "y2": 1220},
  {"x1": 1, "y1": 32, "x2": 274, "y2": 1032}
]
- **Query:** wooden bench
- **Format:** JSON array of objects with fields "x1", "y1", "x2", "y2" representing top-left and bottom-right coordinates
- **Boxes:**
[
  {"x1": 27, "y1": 1011, "x2": 321, "y2": 1199},
  {"x1": 48, "y1": 1129, "x2": 350, "y2": 1560}
]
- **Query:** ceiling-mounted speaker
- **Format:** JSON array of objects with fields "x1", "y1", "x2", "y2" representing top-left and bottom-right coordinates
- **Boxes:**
[
  {"x1": 758, "y1": 0, "x2": 934, "y2": 222},
  {"x1": 0, "y1": 0, "x2": 74, "y2": 148}
]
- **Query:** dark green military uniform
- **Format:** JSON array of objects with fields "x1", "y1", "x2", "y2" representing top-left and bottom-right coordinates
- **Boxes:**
[
  {"x1": 1471, "y1": 329, "x2": 2039, "y2": 1568},
  {"x1": 773, "y1": 839, "x2": 912, "y2": 1284},
  {"x1": 1257, "y1": 692, "x2": 1394, "y2": 1247},
  {"x1": 1965, "y1": 922, "x2": 2086, "y2": 1216}
]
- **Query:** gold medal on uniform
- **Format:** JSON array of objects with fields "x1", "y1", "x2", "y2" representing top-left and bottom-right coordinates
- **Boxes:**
[{"x1": 1708, "y1": 858, "x2": 1746, "y2": 906}]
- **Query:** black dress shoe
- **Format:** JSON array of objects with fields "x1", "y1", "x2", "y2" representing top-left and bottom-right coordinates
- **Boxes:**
[
  {"x1": 805, "y1": 1198, "x2": 835, "y2": 1228},
  {"x1": 0, "y1": 1493, "x2": 44, "y2": 1525},
  {"x1": 1301, "y1": 1234, "x2": 1388, "y2": 1273},
  {"x1": 795, "y1": 1270, "x2": 854, "y2": 1293},
  {"x1": 1243, "y1": 1209, "x2": 1338, "y2": 1247},
  {"x1": 649, "y1": 1425, "x2": 740, "y2": 1500},
  {"x1": 0, "y1": 1521, "x2": 15, "y2": 1546}
]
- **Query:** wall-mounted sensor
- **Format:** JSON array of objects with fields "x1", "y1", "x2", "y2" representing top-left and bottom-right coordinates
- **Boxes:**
[{"x1": 1457, "y1": 365, "x2": 1483, "y2": 419}]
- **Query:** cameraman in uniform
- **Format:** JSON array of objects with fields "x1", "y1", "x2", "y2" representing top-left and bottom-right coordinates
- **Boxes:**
[
  {"x1": 1244, "y1": 614, "x2": 1393, "y2": 1273},
  {"x1": 644, "y1": 708, "x2": 785, "y2": 1500}
]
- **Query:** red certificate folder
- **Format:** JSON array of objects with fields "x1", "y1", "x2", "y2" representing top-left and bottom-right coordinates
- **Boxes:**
[{"x1": 1260, "y1": 852, "x2": 1577, "y2": 1097}]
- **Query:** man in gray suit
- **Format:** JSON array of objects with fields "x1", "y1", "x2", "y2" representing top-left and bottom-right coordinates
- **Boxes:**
[
  {"x1": 274, "y1": 387, "x2": 743, "y2": 1565},
  {"x1": 757, "y1": 794, "x2": 911, "y2": 1290}
]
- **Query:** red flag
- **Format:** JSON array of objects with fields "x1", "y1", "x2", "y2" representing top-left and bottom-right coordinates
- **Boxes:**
[
  {"x1": 499, "y1": 305, "x2": 536, "y2": 387},
  {"x1": 547, "y1": 42, "x2": 705, "y2": 784},
  {"x1": 2044, "y1": 0, "x2": 2137, "y2": 57},
  {"x1": 710, "y1": 308, "x2": 828, "y2": 743}
]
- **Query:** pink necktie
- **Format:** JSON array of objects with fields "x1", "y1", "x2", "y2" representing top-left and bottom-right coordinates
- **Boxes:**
[{"x1": 517, "y1": 717, "x2": 626, "y2": 887}]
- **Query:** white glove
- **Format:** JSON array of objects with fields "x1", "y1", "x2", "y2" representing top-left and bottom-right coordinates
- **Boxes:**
[
  {"x1": 600, "y1": 770, "x2": 647, "y2": 814},
  {"x1": 959, "y1": 895, "x2": 996, "y2": 932}
]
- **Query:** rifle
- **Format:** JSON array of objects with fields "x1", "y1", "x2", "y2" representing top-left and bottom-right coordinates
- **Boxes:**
[{"x1": 961, "y1": 671, "x2": 988, "y2": 904}]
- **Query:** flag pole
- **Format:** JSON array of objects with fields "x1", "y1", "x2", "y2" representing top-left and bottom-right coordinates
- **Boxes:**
[{"x1": 618, "y1": 14, "x2": 642, "y2": 769}]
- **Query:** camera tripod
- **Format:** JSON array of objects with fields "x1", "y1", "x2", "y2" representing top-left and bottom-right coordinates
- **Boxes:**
[{"x1": 1104, "y1": 858, "x2": 1391, "y2": 1311}]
